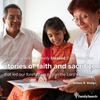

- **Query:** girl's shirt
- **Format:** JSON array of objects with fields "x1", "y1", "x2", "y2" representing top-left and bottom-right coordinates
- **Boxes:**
[{"x1": 37, "y1": 42, "x2": 73, "y2": 74}]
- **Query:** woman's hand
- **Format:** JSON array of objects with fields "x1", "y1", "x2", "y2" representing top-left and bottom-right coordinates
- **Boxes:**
[
  {"x1": 58, "y1": 77, "x2": 95, "y2": 93},
  {"x1": 58, "y1": 78, "x2": 80, "y2": 93}
]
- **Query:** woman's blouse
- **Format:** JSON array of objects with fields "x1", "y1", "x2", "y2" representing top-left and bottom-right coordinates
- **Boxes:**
[{"x1": 72, "y1": 25, "x2": 100, "y2": 76}]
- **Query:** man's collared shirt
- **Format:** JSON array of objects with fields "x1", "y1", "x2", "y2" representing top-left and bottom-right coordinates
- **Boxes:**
[{"x1": 0, "y1": 28, "x2": 43, "y2": 69}]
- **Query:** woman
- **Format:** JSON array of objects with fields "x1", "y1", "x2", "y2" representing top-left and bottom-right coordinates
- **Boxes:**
[{"x1": 50, "y1": 0, "x2": 100, "y2": 99}]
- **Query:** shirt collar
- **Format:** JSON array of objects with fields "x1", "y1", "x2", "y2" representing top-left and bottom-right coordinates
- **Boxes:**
[{"x1": 2, "y1": 28, "x2": 25, "y2": 38}]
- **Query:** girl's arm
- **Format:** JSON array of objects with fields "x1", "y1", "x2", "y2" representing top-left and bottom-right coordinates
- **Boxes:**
[
  {"x1": 49, "y1": 54, "x2": 77, "y2": 79},
  {"x1": 36, "y1": 48, "x2": 51, "y2": 81}
]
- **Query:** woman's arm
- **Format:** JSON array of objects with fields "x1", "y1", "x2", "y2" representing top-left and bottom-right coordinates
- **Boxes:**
[{"x1": 58, "y1": 74, "x2": 100, "y2": 93}]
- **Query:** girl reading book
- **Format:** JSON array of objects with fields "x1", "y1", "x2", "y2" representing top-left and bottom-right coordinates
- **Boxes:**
[
  {"x1": 7, "y1": 17, "x2": 74, "y2": 100},
  {"x1": 36, "y1": 17, "x2": 75, "y2": 100},
  {"x1": 37, "y1": 16, "x2": 73, "y2": 81}
]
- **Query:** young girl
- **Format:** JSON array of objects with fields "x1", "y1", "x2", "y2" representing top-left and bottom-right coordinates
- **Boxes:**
[
  {"x1": 7, "y1": 17, "x2": 73, "y2": 100},
  {"x1": 36, "y1": 17, "x2": 75, "y2": 100},
  {"x1": 37, "y1": 16, "x2": 73, "y2": 81}
]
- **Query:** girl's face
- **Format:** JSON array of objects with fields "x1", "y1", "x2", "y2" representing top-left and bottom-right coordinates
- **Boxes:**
[
  {"x1": 47, "y1": 28, "x2": 65, "y2": 46},
  {"x1": 73, "y1": 9, "x2": 99, "y2": 34}
]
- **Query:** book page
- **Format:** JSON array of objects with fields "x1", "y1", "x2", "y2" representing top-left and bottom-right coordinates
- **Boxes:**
[{"x1": 8, "y1": 79, "x2": 64, "y2": 91}]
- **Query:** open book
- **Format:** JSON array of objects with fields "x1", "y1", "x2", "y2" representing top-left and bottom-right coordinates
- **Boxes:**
[{"x1": 8, "y1": 79, "x2": 64, "y2": 91}]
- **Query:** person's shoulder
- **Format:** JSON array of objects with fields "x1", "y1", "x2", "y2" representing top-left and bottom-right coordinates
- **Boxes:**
[
  {"x1": 20, "y1": 28, "x2": 39, "y2": 40},
  {"x1": 42, "y1": 47, "x2": 51, "y2": 56},
  {"x1": 43, "y1": 47, "x2": 51, "y2": 51},
  {"x1": 0, "y1": 31, "x2": 4, "y2": 39},
  {"x1": 65, "y1": 42, "x2": 73, "y2": 48},
  {"x1": 20, "y1": 28, "x2": 36, "y2": 35},
  {"x1": 67, "y1": 42, "x2": 73, "y2": 46}
]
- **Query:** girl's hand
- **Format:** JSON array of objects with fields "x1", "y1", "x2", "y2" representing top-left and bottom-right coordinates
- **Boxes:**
[
  {"x1": 38, "y1": 74, "x2": 48, "y2": 82},
  {"x1": 48, "y1": 67, "x2": 57, "y2": 79},
  {"x1": 48, "y1": 68, "x2": 65, "y2": 80}
]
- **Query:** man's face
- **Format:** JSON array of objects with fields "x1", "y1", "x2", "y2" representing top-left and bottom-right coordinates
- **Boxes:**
[{"x1": 3, "y1": 8, "x2": 22, "y2": 34}]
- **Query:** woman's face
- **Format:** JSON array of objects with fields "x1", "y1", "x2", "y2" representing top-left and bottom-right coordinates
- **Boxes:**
[
  {"x1": 47, "y1": 28, "x2": 65, "y2": 46},
  {"x1": 73, "y1": 9, "x2": 99, "y2": 34}
]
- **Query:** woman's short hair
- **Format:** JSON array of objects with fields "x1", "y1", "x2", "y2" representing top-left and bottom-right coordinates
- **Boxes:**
[
  {"x1": 42, "y1": 17, "x2": 70, "y2": 48},
  {"x1": 68, "y1": 0, "x2": 100, "y2": 15}
]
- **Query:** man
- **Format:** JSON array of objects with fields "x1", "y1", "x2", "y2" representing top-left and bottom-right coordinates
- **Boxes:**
[{"x1": 0, "y1": 4, "x2": 43, "y2": 99}]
